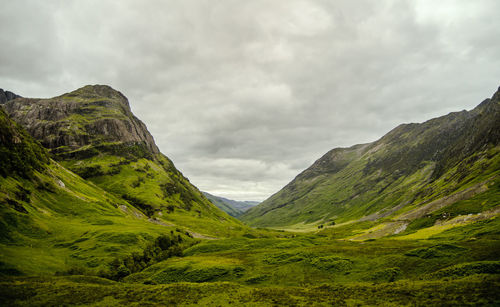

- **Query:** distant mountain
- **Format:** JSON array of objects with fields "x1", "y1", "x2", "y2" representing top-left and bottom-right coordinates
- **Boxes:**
[
  {"x1": 202, "y1": 191, "x2": 259, "y2": 217},
  {"x1": 241, "y1": 86, "x2": 500, "y2": 237},
  {"x1": 3, "y1": 85, "x2": 242, "y2": 237}
]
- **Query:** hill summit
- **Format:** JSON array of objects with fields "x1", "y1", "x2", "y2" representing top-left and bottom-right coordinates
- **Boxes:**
[
  {"x1": 3, "y1": 85, "x2": 242, "y2": 237},
  {"x1": 3, "y1": 85, "x2": 158, "y2": 157}
]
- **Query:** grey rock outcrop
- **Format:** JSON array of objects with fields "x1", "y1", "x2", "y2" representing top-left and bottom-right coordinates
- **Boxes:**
[
  {"x1": 3, "y1": 85, "x2": 159, "y2": 157},
  {"x1": 0, "y1": 89, "x2": 21, "y2": 104}
]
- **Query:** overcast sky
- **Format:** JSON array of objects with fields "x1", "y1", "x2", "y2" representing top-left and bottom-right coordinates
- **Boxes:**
[{"x1": 1, "y1": 1, "x2": 499, "y2": 201}]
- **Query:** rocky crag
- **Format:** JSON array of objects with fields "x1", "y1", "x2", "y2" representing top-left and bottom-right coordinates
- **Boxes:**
[
  {"x1": 3, "y1": 85, "x2": 242, "y2": 237},
  {"x1": 0, "y1": 89, "x2": 21, "y2": 104},
  {"x1": 3, "y1": 85, "x2": 158, "y2": 157}
]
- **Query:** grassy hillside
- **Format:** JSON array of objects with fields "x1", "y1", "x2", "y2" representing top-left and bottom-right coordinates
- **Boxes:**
[
  {"x1": 241, "y1": 87, "x2": 500, "y2": 234},
  {"x1": 0, "y1": 107, "x2": 49, "y2": 178},
  {"x1": 2, "y1": 85, "x2": 244, "y2": 237},
  {"x1": 0, "y1": 89, "x2": 247, "y2": 278},
  {"x1": 0, "y1": 107, "x2": 190, "y2": 276},
  {"x1": 1, "y1": 86, "x2": 498, "y2": 306}
]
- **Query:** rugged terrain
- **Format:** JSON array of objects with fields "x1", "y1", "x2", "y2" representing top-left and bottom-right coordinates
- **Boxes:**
[
  {"x1": 0, "y1": 86, "x2": 247, "y2": 277},
  {"x1": 0, "y1": 85, "x2": 498, "y2": 306},
  {"x1": 0, "y1": 89, "x2": 21, "y2": 104},
  {"x1": 1, "y1": 104, "x2": 169, "y2": 275},
  {"x1": 2, "y1": 85, "x2": 243, "y2": 238},
  {"x1": 241, "y1": 87, "x2": 500, "y2": 240}
]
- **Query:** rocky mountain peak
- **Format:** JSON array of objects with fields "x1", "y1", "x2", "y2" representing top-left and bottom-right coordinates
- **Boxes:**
[
  {"x1": 3, "y1": 85, "x2": 159, "y2": 158},
  {"x1": 63, "y1": 85, "x2": 131, "y2": 109},
  {"x1": 0, "y1": 89, "x2": 21, "y2": 104},
  {"x1": 492, "y1": 85, "x2": 500, "y2": 101},
  {"x1": 476, "y1": 85, "x2": 500, "y2": 111}
]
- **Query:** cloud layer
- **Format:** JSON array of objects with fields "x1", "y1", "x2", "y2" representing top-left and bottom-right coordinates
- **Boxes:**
[{"x1": 1, "y1": 0, "x2": 499, "y2": 200}]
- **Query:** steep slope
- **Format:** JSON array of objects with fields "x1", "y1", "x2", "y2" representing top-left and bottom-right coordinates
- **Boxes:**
[
  {"x1": 3, "y1": 85, "x2": 242, "y2": 237},
  {"x1": 0, "y1": 106, "x2": 186, "y2": 275},
  {"x1": 0, "y1": 89, "x2": 21, "y2": 104},
  {"x1": 0, "y1": 106, "x2": 49, "y2": 178},
  {"x1": 3, "y1": 85, "x2": 158, "y2": 155},
  {"x1": 241, "y1": 87, "x2": 500, "y2": 234},
  {"x1": 202, "y1": 191, "x2": 259, "y2": 217}
]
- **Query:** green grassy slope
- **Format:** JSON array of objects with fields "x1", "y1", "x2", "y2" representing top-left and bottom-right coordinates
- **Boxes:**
[
  {"x1": 3, "y1": 85, "x2": 244, "y2": 237},
  {"x1": 1, "y1": 87, "x2": 499, "y2": 305},
  {"x1": 0, "y1": 107, "x2": 49, "y2": 178},
  {"x1": 241, "y1": 87, "x2": 500, "y2": 232},
  {"x1": 0, "y1": 107, "x2": 185, "y2": 275},
  {"x1": 0, "y1": 88, "x2": 248, "y2": 277}
]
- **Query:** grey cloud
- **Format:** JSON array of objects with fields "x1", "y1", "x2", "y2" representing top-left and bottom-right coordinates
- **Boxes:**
[{"x1": 1, "y1": 0, "x2": 499, "y2": 200}]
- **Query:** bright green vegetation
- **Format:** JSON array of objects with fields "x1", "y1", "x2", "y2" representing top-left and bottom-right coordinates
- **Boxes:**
[
  {"x1": 241, "y1": 91, "x2": 500, "y2": 232},
  {"x1": 123, "y1": 224, "x2": 500, "y2": 287},
  {"x1": 0, "y1": 108, "x2": 49, "y2": 178},
  {"x1": 58, "y1": 152, "x2": 244, "y2": 237},
  {"x1": 2, "y1": 85, "x2": 245, "y2": 238},
  {"x1": 2, "y1": 230, "x2": 499, "y2": 305},
  {"x1": 1, "y1": 85, "x2": 499, "y2": 305},
  {"x1": 0, "y1": 161, "x2": 184, "y2": 276}
]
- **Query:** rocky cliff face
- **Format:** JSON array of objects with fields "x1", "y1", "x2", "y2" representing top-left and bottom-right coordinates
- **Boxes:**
[
  {"x1": 0, "y1": 89, "x2": 21, "y2": 104},
  {"x1": 2, "y1": 85, "x2": 237, "y2": 232},
  {"x1": 3, "y1": 85, "x2": 159, "y2": 158}
]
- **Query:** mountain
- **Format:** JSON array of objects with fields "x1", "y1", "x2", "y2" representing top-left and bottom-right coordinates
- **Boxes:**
[
  {"x1": 202, "y1": 191, "x2": 259, "y2": 217},
  {"x1": 3, "y1": 85, "x2": 158, "y2": 155},
  {"x1": 0, "y1": 89, "x2": 21, "y2": 104},
  {"x1": 0, "y1": 105, "x2": 168, "y2": 275},
  {"x1": 2, "y1": 85, "x2": 243, "y2": 238},
  {"x1": 241, "y1": 87, "x2": 500, "y2": 238},
  {"x1": 1, "y1": 85, "x2": 498, "y2": 306}
]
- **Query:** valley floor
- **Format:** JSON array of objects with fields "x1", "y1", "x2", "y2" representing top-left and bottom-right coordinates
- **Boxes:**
[
  {"x1": 1, "y1": 228, "x2": 499, "y2": 306},
  {"x1": 1, "y1": 274, "x2": 499, "y2": 306}
]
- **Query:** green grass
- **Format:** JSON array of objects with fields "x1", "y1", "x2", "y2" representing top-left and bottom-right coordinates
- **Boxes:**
[
  {"x1": 1, "y1": 85, "x2": 499, "y2": 305},
  {"x1": 1, "y1": 160, "x2": 498, "y2": 305},
  {"x1": 116, "y1": 226, "x2": 500, "y2": 287},
  {"x1": 58, "y1": 153, "x2": 246, "y2": 238},
  {"x1": 1, "y1": 269, "x2": 499, "y2": 306},
  {"x1": 0, "y1": 160, "x2": 223, "y2": 276},
  {"x1": 241, "y1": 106, "x2": 500, "y2": 228}
]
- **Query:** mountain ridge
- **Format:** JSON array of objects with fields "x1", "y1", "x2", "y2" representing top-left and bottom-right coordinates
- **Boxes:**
[
  {"x1": 2, "y1": 85, "x2": 159, "y2": 156},
  {"x1": 2, "y1": 85, "x2": 243, "y2": 237},
  {"x1": 0, "y1": 89, "x2": 21, "y2": 104},
  {"x1": 241, "y1": 86, "x2": 500, "y2": 233},
  {"x1": 202, "y1": 191, "x2": 259, "y2": 217}
]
